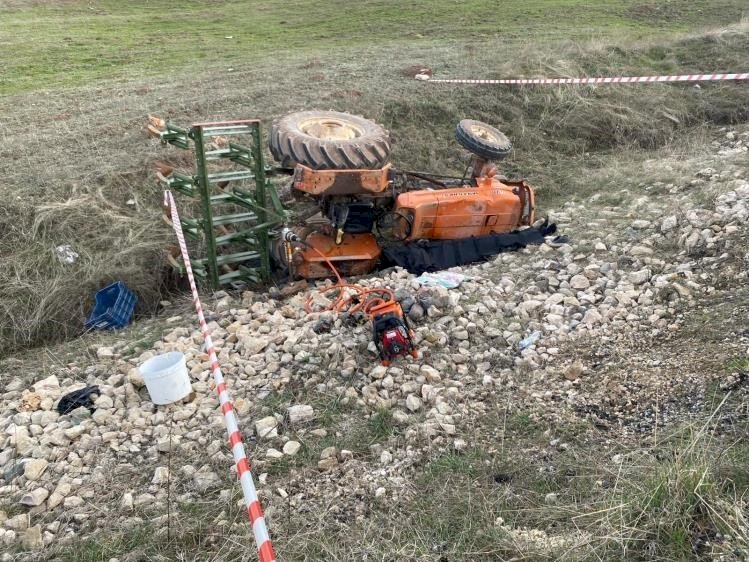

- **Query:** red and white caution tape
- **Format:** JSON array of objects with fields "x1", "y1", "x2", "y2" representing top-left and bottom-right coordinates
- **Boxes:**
[
  {"x1": 427, "y1": 72, "x2": 749, "y2": 85},
  {"x1": 164, "y1": 190, "x2": 276, "y2": 562}
]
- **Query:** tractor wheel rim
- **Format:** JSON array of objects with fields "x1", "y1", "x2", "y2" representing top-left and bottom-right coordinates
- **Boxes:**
[
  {"x1": 299, "y1": 117, "x2": 362, "y2": 140},
  {"x1": 469, "y1": 123, "x2": 506, "y2": 147}
]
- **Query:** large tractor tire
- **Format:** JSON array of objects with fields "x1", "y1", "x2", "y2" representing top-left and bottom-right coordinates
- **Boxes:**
[
  {"x1": 455, "y1": 119, "x2": 512, "y2": 160},
  {"x1": 269, "y1": 110, "x2": 391, "y2": 170}
]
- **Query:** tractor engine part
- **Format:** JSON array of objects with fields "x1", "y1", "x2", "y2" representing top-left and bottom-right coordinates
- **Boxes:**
[
  {"x1": 455, "y1": 119, "x2": 512, "y2": 161},
  {"x1": 269, "y1": 110, "x2": 391, "y2": 170},
  {"x1": 394, "y1": 176, "x2": 534, "y2": 241},
  {"x1": 369, "y1": 300, "x2": 418, "y2": 366},
  {"x1": 277, "y1": 230, "x2": 381, "y2": 279},
  {"x1": 292, "y1": 163, "x2": 393, "y2": 196},
  {"x1": 327, "y1": 201, "x2": 376, "y2": 235}
]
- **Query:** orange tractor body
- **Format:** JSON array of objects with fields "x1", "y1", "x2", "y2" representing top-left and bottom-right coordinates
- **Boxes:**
[
  {"x1": 292, "y1": 231, "x2": 381, "y2": 279},
  {"x1": 280, "y1": 167, "x2": 535, "y2": 279},
  {"x1": 395, "y1": 176, "x2": 534, "y2": 241},
  {"x1": 269, "y1": 113, "x2": 538, "y2": 280}
]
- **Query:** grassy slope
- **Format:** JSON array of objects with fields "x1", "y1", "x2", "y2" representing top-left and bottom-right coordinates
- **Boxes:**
[
  {"x1": 1, "y1": 0, "x2": 747, "y2": 94},
  {"x1": 0, "y1": 0, "x2": 747, "y2": 352}
]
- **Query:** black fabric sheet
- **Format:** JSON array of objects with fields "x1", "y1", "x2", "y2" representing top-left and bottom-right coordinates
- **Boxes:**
[{"x1": 382, "y1": 222, "x2": 557, "y2": 274}]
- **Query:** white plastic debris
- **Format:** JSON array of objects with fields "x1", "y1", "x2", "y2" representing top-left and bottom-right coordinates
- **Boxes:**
[
  {"x1": 415, "y1": 271, "x2": 471, "y2": 289},
  {"x1": 518, "y1": 330, "x2": 541, "y2": 350},
  {"x1": 54, "y1": 245, "x2": 79, "y2": 265}
]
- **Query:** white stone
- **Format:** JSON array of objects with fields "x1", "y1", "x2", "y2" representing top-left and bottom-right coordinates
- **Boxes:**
[
  {"x1": 569, "y1": 275, "x2": 590, "y2": 290},
  {"x1": 24, "y1": 459, "x2": 48, "y2": 481},
  {"x1": 94, "y1": 395, "x2": 114, "y2": 409},
  {"x1": 63, "y1": 496, "x2": 84, "y2": 508},
  {"x1": 32, "y1": 375, "x2": 60, "y2": 398},
  {"x1": 192, "y1": 471, "x2": 220, "y2": 492},
  {"x1": 629, "y1": 269, "x2": 651, "y2": 285},
  {"x1": 20, "y1": 488, "x2": 49, "y2": 507},
  {"x1": 121, "y1": 493, "x2": 134, "y2": 511},
  {"x1": 420, "y1": 365, "x2": 441, "y2": 382},
  {"x1": 151, "y1": 467, "x2": 170, "y2": 485},
  {"x1": 128, "y1": 368, "x2": 145, "y2": 389},
  {"x1": 661, "y1": 215, "x2": 678, "y2": 232},
  {"x1": 282, "y1": 441, "x2": 301, "y2": 456},
  {"x1": 97, "y1": 347, "x2": 115, "y2": 359},
  {"x1": 47, "y1": 482, "x2": 71, "y2": 509},
  {"x1": 405, "y1": 395, "x2": 422, "y2": 412},
  {"x1": 255, "y1": 416, "x2": 278, "y2": 439},
  {"x1": 320, "y1": 446, "x2": 337, "y2": 460},
  {"x1": 2, "y1": 529, "x2": 16, "y2": 546},
  {"x1": 286, "y1": 405, "x2": 314, "y2": 425},
  {"x1": 582, "y1": 309, "x2": 603, "y2": 327}
]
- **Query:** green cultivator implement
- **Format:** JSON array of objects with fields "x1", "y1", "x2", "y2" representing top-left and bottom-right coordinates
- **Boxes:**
[{"x1": 149, "y1": 117, "x2": 285, "y2": 289}]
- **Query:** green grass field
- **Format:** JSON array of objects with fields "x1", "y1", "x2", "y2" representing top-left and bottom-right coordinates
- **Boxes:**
[{"x1": 2, "y1": 0, "x2": 747, "y2": 94}]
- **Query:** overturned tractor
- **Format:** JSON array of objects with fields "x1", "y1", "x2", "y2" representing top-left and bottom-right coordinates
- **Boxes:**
[
  {"x1": 152, "y1": 111, "x2": 540, "y2": 287},
  {"x1": 267, "y1": 111, "x2": 535, "y2": 279}
]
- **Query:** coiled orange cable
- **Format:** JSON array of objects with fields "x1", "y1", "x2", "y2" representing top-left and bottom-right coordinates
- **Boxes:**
[{"x1": 302, "y1": 246, "x2": 394, "y2": 318}]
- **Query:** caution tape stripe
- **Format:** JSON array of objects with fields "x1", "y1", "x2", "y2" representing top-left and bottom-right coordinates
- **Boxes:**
[
  {"x1": 164, "y1": 190, "x2": 276, "y2": 562},
  {"x1": 427, "y1": 72, "x2": 749, "y2": 85}
]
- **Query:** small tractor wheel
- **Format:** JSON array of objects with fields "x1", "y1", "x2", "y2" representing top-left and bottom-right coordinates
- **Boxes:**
[
  {"x1": 455, "y1": 119, "x2": 512, "y2": 161},
  {"x1": 269, "y1": 110, "x2": 391, "y2": 170}
]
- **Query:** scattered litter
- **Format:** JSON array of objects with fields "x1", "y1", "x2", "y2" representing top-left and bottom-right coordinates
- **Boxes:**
[
  {"x1": 415, "y1": 271, "x2": 472, "y2": 289},
  {"x1": 224, "y1": 35, "x2": 234, "y2": 39},
  {"x1": 139, "y1": 352, "x2": 191, "y2": 405},
  {"x1": 414, "y1": 73, "x2": 431, "y2": 81},
  {"x1": 518, "y1": 331, "x2": 541, "y2": 350},
  {"x1": 56, "y1": 385, "x2": 100, "y2": 415},
  {"x1": 54, "y1": 244, "x2": 79, "y2": 264},
  {"x1": 85, "y1": 281, "x2": 137, "y2": 329}
]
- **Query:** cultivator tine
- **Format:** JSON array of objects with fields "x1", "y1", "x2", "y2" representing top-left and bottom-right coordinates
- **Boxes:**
[
  {"x1": 147, "y1": 114, "x2": 166, "y2": 137},
  {"x1": 153, "y1": 160, "x2": 174, "y2": 177},
  {"x1": 209, "y1": 136, "x2": 229, "y2": 150}
]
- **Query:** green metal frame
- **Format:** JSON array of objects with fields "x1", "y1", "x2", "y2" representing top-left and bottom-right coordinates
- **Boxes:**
[{"x1": 157, "y1": 119, "x2": 285, "y2": 289}]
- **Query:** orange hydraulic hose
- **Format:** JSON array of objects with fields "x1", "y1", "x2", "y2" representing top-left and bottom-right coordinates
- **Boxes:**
[{"x1": 303, "y1": 245, "x2": 393, "y2": 318}]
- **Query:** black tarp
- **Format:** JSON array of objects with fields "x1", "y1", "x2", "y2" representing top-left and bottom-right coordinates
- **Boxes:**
[{"x1": 382, "y1": 222, "x2": 558, "y2": 274}]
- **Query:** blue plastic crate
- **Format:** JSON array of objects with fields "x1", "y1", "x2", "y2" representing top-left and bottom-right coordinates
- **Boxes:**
[{"x1": 85, "y1": 281, "x2": 137, "y2": 330}]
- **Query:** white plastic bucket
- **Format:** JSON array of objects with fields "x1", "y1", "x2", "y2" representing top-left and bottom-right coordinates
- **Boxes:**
[{"x1": 138, "y1": 352, "x2": 191, "y2": 405}]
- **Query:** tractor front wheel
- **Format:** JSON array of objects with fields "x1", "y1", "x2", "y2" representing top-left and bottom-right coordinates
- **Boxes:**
[
  {"x1": 269, "y1": 110, "x2": 391, "y2": 170},
  {"x1": 455, "y1": 119, "x2": 512, "y2": 161}
]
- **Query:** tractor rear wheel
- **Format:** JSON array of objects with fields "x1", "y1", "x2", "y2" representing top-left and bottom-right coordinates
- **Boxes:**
[
  {"x1": 269, "y1": 110, "x2": 391, "y2": 170},
  {"x1": 455, "y1": 119, "x2": 512, "y2": 160}
]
